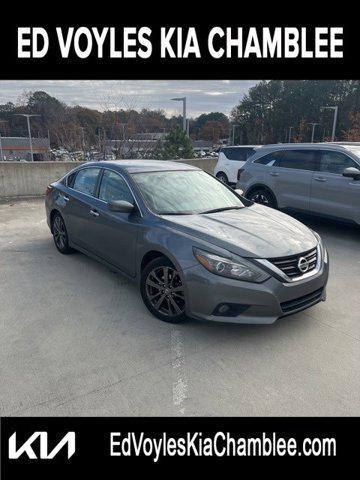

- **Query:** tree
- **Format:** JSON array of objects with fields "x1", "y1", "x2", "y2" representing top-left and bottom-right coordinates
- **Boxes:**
[
  {"x1": 200, "y1": 120, "x2": 227, "y2": 143},
  {"x1": 193, "y1": 112, "x2": 229, "y2": 140},
  {"x1": 231, "y1": 80, "x2": 360, "y2": 144},
  {"x1": 154, "y1": 125, "x2": 193, "y2": 160},
  {"x1": 343, "y1": 112, "x2": 360, "y2": 141}
]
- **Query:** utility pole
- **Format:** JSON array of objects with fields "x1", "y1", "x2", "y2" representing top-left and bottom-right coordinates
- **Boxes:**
[
  {"x1": 320, "y1": 106, "x2": 338, "y2": 142},
  {"x1": 308, "y1": 122, "x2": 320, "y2": 143},
  {"x1": 232, "y1": 125, "x2": 241, "y2": 145},
  {"x1": 171, "y1": 97, "x2": 187, "y2": 135},
  {"x1": 14, "y1": 114, "x2": 40, "y2": 161}
]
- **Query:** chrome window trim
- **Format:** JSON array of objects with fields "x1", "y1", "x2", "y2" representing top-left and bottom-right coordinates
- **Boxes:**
[
  {"x1": 66, "y1": 165, "x2": 143, "y2": 217},
  {"x1": 254, "y1": 243, "x2": 322, "y2": 284}
]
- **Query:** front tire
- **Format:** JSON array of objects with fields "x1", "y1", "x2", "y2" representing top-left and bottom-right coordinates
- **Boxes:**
[
  {"x1": 248, "y1": 188, "x2": 277, "y2": 209},
  {"x1": 140, "y1": 257, "x2": 187, "y2": 323},
  {"x1": 51, "y1": 212, "x2": 73, "y2": 254}
]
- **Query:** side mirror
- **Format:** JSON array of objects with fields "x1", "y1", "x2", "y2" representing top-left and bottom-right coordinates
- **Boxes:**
[
  {"x1": 343, "y1": 167, "x2": 360, "y2": 180},
  {"x1": 234, "y1": 188, "x2": 244, "y2": 196},
  {"x1": 108, "y1": 200, "x2": 135, "y2": 213}
]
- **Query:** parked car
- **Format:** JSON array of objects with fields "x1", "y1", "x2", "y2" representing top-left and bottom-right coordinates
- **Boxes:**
[
  {"x1": 45, "y1": 160, "x2": 328, "y2": 324},
  {"x1": 237, "y1": 143, "x2": 360, "y2": 225},
  {"x1": 214, "y1": 145, "x2": 261, "y2": 185}
]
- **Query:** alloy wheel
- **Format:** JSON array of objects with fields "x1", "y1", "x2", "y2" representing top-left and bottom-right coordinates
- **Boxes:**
[
  {"x1": 217, "y1": 173, "x2": 228, "y2": 184},
  {"x1": 53, "y1": 216, "x2": 66, "y2": 250},
  {"x1": 145, "y1": 266, "x2": 185, "y2": 317},
  {"x1": 251, "y1": 193, "x2": 270, "y2": 205}
]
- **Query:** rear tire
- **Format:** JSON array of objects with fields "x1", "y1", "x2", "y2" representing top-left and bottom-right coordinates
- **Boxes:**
[
  {"x1": 141, "y1": 257, "x2": 187, "y2": 323},
  {"x1": 248, "y1": 188, "x2": 277, "y2": 209},
  {"x1": 51, "y1": 212, "x2": 74, "y2": 254},
  {"x1": 216, "y1": 172, "x2": 228, "y2": 184}
]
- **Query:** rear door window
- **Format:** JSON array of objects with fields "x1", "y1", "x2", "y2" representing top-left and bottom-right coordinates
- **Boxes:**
[
  {"x1": 222, "y1": 147, "x2": 255, "y2": 161},
  {"x1": 319, "y1": 151, "x2": 358, "y2": 174},
  {"x1": 255, "y1": 150, "x2": 317, "y2": 170},
  {"x1": 72, "y1": 168, "x2": 101, "y2": 196},
  {"x1": 278, "y1": 150, "x2": 318, "y2": 171}
]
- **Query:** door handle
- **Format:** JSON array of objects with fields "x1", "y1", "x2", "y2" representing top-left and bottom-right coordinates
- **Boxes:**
[
  {"x1": 314, "y1": 177, "x2": 326, "y2": 182},
  {"x1": 270, "y1": 172, "x2": 279, "y2": 177},
  {"x1": 62, "y1": 194, "x2": 70, "y2": 202},
  {"x1": 89, "y1": 209, "x2": 100, "y2": 217}
]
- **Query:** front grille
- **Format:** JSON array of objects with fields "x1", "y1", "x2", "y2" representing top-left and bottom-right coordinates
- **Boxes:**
[
  {"x1": 281, "y1": 288, "x2": 323, "y2": 315},
  {"x1": 268, "y1": 247, "x2": 318, "y2": 279}
]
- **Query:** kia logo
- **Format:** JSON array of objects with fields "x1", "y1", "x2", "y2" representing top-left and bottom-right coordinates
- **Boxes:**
[
  {"x1": 298, "y1": 257, "x2": 310, "y2": 273},
  {"x1": 8, "y1": 432, "x2": 75, "y2": 460}
]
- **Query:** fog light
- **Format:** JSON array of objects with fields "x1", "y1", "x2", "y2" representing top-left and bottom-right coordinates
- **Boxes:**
[
  {"x1": 218, "y1": 305, "x2": 229, "y2": 314},
  {"x1": 212, "y1": 303, "x2": 250, "y2": 317}
]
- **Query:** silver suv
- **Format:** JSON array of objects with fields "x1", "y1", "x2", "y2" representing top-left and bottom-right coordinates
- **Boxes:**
[{"x1": 237, "y1": 143, "x2": 360, "y2": 225}]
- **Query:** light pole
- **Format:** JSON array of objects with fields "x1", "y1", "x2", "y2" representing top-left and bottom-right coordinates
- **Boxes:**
[
  {"x1": 171, "y1": 97, "x2": 187, "y2": 134},
  {"x1": 0, "y1": 120, "x2": 8, "y2": 161},
  {"x1": 0, "y1": 132, "x2": 3, "y2": 161},
  {"x1": 308, "y1": 122, "x2": 320, "y2": 143},
  {"x1": 320, "y1": 106, "x2": 338, "y2": 142},
  {"x1": 232, "y1": 125, "x2": 241, "y2": 145},
  {"x1": 14, "y1": 114, "x2": 40, "y2": 161},
  {"x1": 288, "y1": 126, "x2": 294, "y2": 143}
]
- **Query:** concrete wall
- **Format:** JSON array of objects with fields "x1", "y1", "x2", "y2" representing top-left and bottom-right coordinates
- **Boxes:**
[{"x1": 0, "y1": 158, "x2": 217, "y2": 198}]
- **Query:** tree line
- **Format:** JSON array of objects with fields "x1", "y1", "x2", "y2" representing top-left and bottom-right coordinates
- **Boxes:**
[
  {"x1": 0, "y1": 91, "x2": 229, "y2": 152},
  {"x1": 230, "y1": 80, "x2": 360, "y2": 144},
  {"x1": 1, "y1": 81, "x2": 360, "y2": 156}
]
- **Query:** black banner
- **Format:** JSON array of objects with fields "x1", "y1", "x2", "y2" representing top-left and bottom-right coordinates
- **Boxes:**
[
  {"x1": 0, "y1": 9, "x2": 358, "y2": 80},
  {"x1": 1, "y1": 417, "x2": 357, "y2": 476}
]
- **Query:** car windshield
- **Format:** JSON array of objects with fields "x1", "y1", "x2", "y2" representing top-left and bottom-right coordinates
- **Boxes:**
[{"x1": 131, "y1": 170, "x2": 245, "y2": 215}]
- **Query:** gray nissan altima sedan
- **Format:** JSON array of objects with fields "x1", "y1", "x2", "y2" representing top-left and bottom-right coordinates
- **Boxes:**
[{"x1": 45, "y1": 160, "x2": 329, "y2": 324}]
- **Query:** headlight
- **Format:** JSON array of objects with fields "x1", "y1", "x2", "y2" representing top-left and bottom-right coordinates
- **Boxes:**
[
  {"x1": 193, "y1": 248, "x2": 270, "y2": 283},
  {"x1": 312, "y1": 230, "x2": 328, "y2": 264}
]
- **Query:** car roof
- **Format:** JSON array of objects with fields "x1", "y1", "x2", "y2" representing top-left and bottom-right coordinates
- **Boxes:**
[
  {"x1": 88, "y1": 160, "x2": 200, "y2": 173},
  {"x1": 255, "y1": 142, "x2": 358, "y2": 152},
  {"x1": 222, "y1": 145, "x2": 261, "y2": 149}
]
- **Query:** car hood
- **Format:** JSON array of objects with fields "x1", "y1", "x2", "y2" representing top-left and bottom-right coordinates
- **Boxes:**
[{"x1": 162, "y1": 204, "x2": 317, "y2": 259}]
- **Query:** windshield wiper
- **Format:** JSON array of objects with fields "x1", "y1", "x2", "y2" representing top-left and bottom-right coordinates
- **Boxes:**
[
  {"x1": 200, "y1": 206, "x2": 242, "y2": 214},
  {"x1": 159, "y1": 211, "x2": 194, "y2": 215}
]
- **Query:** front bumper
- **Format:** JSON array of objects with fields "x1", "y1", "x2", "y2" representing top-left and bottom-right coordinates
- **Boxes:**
[{"x1": 183, "y1": 252, "x2": 329, "y2": 324}]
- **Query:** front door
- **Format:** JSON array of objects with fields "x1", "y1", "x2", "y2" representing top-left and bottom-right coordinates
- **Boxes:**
[{"x1": 87, "y1": 169, "x2": 140, "y2": 277}]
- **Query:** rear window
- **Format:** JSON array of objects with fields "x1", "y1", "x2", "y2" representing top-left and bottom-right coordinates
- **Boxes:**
[{"x1": 222, "y1": 147, "x2": 255, "y2": 161}]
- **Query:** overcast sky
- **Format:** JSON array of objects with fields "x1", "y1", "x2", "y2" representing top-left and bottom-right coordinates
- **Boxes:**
[{"x1": 0, "y1": 80, "x2": 258, "y2": 117}]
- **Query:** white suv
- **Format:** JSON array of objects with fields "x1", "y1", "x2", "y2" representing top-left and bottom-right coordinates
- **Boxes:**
[{"x1": 214, "y1": 145, "x2": 261, "y2": 185}]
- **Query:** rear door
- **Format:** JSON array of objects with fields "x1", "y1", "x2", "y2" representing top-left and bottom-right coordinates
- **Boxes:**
[
  {"x1": 63, "y1": 167, "x2": 102, "y2": 249},
  {"x1": 265, "y1": 149, "x2": 317, "y2": 210},
  {"x1": 309, "y1": 150, "x2": 360, "y2": 223}
]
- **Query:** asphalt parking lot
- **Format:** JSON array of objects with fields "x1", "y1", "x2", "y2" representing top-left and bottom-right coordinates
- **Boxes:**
[{"x1": 0, "y1": 197, "x2": 359, "y2": 416}]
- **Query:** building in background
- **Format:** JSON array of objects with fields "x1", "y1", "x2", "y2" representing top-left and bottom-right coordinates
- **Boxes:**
[
  {"x1": 192, "y1": 140, "x2": 212, "y2": 153},
  {"x1": 0, "y1": 137, "x2": 50, "y2": 161}
]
